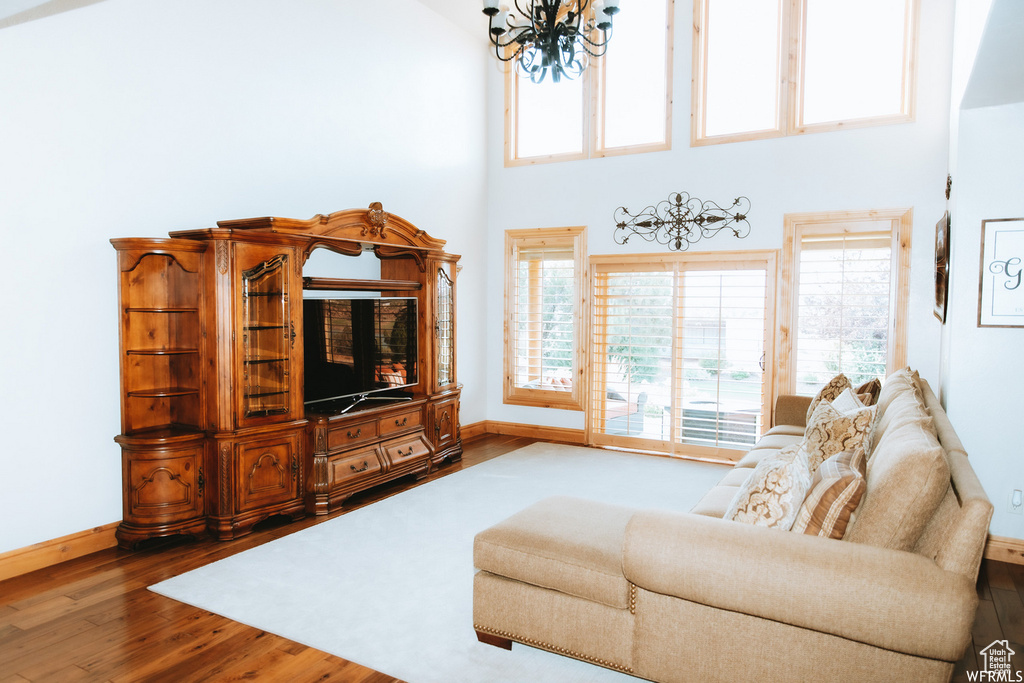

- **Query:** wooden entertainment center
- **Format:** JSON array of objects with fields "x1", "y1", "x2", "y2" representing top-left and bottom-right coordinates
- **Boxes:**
[{"x1": 111, "y1": 204, "x2": 461, "y2": 549}]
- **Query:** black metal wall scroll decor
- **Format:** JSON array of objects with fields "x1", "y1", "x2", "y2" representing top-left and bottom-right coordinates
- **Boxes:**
[{"x1": 613, "y1": 192, "x2": 751, "y2": 252}]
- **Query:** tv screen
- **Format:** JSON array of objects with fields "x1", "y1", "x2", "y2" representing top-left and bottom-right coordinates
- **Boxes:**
[{"x1": 303, "y1": 296, "x2": 418, "y2": 408}]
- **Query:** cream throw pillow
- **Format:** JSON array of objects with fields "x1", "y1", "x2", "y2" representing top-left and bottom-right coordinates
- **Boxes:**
[
  {"x1": 806, "y1": 373, "x2": 852, "y2": 424},
  {"x1": 830, "y1": 387, "x2": 865, "y2": 414},
  {"x1": 724, "y1": 445, "x2": 813, "y2": 531},
  {"x1": 802, "y1": 399, "x2": 876, "y2": 472},
  {"x1": 791, "y1": 447, "x2": 867, "y2": 539}
]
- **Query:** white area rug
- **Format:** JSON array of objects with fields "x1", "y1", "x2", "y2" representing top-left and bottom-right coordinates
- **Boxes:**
[{"x1": 149, "y1": 443, "x2": 728, "y2": 682}]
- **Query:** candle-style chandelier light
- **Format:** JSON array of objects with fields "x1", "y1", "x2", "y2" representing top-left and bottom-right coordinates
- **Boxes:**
[{"x1": 482, "y1": 0, "x2": 621, "y2": 83}]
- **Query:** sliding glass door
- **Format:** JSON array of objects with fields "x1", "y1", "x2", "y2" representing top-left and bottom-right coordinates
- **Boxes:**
[{"x1": 589, "y1": 253, "x2": 777, "y2": 462}]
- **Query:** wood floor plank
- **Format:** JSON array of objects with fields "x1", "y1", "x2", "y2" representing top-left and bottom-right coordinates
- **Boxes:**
[
  {"x1": 991, "y1": 585, "x2": 1024, "y2": 646},
  {"x1": 988, "y1": 560, "x2": 1018, "y2": 592}
]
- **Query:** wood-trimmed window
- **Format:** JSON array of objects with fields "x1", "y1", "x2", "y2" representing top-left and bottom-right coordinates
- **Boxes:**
[
  {"x1": 691, "y1": 0, "x2": 918, "y2": 146},
  {"x1": 777, "y1": 209, "x2": 912, "y2": 398},
  {"x1": 504, "y1": 227, "x2": 587, "y2": 410},
  {"x1": 588, "y1": 251, "x2": 777, "y2": 463},
  {"x1": 505, "y1": 0, "x2": 674, "y2": 165}
]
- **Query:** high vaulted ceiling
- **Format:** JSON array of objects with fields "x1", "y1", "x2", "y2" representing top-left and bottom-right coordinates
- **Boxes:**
[{"x1": 1, "y1": 0, "x2": 485, "y2": 36}]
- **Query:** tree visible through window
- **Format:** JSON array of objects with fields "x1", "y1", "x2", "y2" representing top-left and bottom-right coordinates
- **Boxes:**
[
  {"x1": 589, "y1": 252, "x2": 777, "y2": 462},
  {"x1": 779, "y1": 210, "x2": 912, "y2": 397},
  {"x1": 504, "y1": 227, "x2": 586, "y2": 410}
]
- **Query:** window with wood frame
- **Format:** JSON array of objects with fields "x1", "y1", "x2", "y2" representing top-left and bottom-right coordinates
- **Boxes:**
[
  {"x1": 588, "y1": 251, "x2": 777, "y2": 463},
  {"x1": 777, "y1": 209, "x2": 912, "y2": 397},
  {"x1": 506, "y1": 0, "x2": 674, "y2": 165},
  {"x1": 691, "y1": 0, "x2": 918, "y2": 146},
  {"x1": 504, "y1": 227, "x2": 587, "y2": 410}
]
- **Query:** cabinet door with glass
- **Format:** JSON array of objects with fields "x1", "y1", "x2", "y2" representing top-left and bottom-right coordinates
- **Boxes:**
[
  {"x1": 233, "y1": 243, "x2": 303, "y2": 427},
  {"x1": 433, "y1": 258, "x2": 458, "y2": 392}
]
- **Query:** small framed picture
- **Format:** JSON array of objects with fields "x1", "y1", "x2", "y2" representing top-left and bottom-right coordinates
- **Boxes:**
[
  {"x1": 934, "y1": 212, "x2": 950, "y2": 323},
  {"x1": 978, "y1": 217, "x2": 1024, "y2": 328}
]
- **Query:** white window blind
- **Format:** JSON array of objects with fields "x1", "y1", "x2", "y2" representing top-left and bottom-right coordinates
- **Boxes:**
[
  {"x1": 676, "y1": 269, "x2": 767, "y2": 449},
  {"x1": 504, "y1": 227, "x2": 586, "y2": 410},
  {"x1": 512, "y1": 245, "x2": 576, "y2": 391},
  {"x1": 794, "y1": 232, "x2": 892, "y2": 394},
  {"x1": 589, "y1": 255, "x2": 775, "y2": 460}
]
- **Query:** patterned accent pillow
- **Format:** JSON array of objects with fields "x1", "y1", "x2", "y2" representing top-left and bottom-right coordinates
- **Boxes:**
[
  {"x1": 724, "y1": 446, "x2": 813, "y2": 531},
  {"x1": 791, "y1": 447, "x2": 867, "y2": 539},
  {"x1": 802, "y1": 400, "x2": 876, "y2": 472},
  {"x1": 854, "y1": 378, "x2": 882, "y2": 406},
  {"x1": 806, "y1": 373, "x2": 852, "y2": 424}
]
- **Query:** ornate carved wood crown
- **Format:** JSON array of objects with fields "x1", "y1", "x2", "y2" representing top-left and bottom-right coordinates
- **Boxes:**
[{"x1": 201, "y1": 202, "x2": 448, "y2": 257}]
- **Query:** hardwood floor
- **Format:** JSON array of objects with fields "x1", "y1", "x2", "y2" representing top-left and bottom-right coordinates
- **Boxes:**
[
  {"x1": 0, "y1": 434, "x2": 537, "y2": 683},
  {"x1": 0, "y1": 433, "x2": 1019, "y2": 682}
]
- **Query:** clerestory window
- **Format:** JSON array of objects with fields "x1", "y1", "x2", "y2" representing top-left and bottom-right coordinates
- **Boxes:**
[
  {"x1": 691, "y1": 0, "x2": 918, "y2": 146},
  {"x1": 506, "y1": 0, "x2": 674, "y2": 165}
]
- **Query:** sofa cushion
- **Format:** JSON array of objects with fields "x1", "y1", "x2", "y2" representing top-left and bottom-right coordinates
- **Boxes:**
[
  {"x1": 802, "y1": 399, "x2": 876, "y2": 472},
  {"x1": 791, "y1": 447, "x2": 867, "y2": 539},
  {"x1": 845, "y1": 418, "x2": 951, "y2": 551},
  {"x1": 806, "y1": 373, "x2": 852, "y2": 424},
  {"x1": 870, "y1": 383, "x2": 931, "y2": 457},
  {"x1": 763, "y1": 424, "x2": 805, "y2": 438},
  {"x1": 724, "y1": 446, "x2": 812, "y2": 531},
  {"x1": 875, "y1": 367, "x2": 921, "y2": 414},
  {"x1": 718, "y1": 467, "x2": 754, "y2": 487},
  {"x1": 473, "y1": 496, "x2": 633, "y2": 609},
  {"x1": 735, "y1": 446, "x2": 783, "y2": 469},
  {"x1": 690, "y1": 484, "x2": 740, "y2": 518}
]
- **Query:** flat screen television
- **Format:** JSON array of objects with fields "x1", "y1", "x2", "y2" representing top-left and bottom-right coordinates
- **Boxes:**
[{"x1": 302, "y1": 296, "x2": 418, "y2": 411}]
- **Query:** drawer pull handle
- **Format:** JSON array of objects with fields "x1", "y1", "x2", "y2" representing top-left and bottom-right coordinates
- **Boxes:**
[
  {"x1": 347, "y1": 428, "x2": 362, "y2": 439},
  {"x1": 395, "y1": 417, "x2": 408, "y2": 427},
  {"x1": 397, "y1": 447, "x2": 413, "y2": 457},
  {"x1": 350, "y1": 461, "x2": 370, "y2": 473}
]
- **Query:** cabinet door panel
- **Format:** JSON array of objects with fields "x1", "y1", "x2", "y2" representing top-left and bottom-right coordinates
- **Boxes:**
[
  {"x1": 233, "y1": 243, "x2": 302, "y2": 427},
  {"x1": 235, "y1": 433, "x2": 301, "y2": 513},
  {"x1": 124, "y1": 446, "x2": 204, "y2": 522}
]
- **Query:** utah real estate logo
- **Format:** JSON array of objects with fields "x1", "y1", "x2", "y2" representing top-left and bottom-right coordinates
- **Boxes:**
[{"x1": 971, "y1": 640, "x2": 1022, "y2": 682}]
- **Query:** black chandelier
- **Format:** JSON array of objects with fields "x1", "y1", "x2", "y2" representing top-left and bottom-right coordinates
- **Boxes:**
[
  {"x1": 613, "y1": 192, "x2": 752, "y2": 252},
  {"x1": 482, "y1": 0, "x2": 621, "y2": 83}
]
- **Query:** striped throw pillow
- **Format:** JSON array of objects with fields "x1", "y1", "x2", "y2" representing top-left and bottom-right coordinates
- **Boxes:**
[{"x1": 791, "y1": 447, "x2": 867, "y2": 539}]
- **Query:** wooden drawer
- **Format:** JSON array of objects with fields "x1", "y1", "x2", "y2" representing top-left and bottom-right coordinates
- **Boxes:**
[
  {"x1": 326, "y1": 418, "x2": 378, "y2": 451},
  {"x1": 329, "y1": 447, "x2": 383, "y2": 487},
  {"x1": 381, "y1": 434, "x2": 431, "y2": 467},
  {"x1": 379, "y1": 408, "x2": 422, "y2": 437}
]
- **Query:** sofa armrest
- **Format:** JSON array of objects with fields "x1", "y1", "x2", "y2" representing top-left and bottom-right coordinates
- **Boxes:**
[
  {"x1": 622, "y1": 510, "x2": 976, "y2": 661},
  {"x1": 773, "y1": 394, "x2": 811, "y2": 428}
]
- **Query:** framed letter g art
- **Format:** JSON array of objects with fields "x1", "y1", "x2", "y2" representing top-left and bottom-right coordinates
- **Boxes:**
[{"x1": 979, "y1": 217, "x2": 1024, "y2": 328}]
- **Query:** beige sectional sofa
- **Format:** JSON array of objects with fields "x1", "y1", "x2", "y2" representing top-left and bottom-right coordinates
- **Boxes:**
[{"x1": 473, "y1": 369, "x2": 993, "y2": 682}]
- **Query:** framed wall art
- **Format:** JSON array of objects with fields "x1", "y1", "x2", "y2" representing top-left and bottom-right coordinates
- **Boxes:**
[
  {"x1": 978, "y1": 217, "x2": 1024, "y2": 328},
  {"x1": 934, "y1": 211, "x2": 950, "y2": 323}
]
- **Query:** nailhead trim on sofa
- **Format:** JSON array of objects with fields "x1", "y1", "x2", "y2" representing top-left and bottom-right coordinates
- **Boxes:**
[{"x1": 474, "y1": 624, "x2": 634, "y2": 674}]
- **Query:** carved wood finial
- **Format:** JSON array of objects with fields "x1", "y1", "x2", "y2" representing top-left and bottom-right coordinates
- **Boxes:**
[{"x1": 365, "y1": 202, "x2": 389, "y2": 239}]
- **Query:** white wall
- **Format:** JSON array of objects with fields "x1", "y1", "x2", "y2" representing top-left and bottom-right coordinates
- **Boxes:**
[
  {"x1": 944, "y1": 102, "x2": 1024, "y2": 539},
  {"x1": 0, "y1": 0, "x2": 488, "y2": 553},
  {"x1": 484, "y1": 0, "x2": 956, "y2": 431}
]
